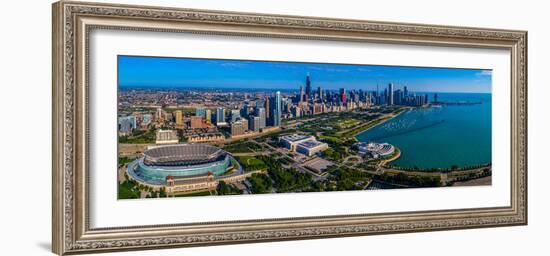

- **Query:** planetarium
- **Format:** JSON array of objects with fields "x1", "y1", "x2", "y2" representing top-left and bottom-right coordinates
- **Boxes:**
[
  {"x1": 128, "y1": 144, "x2": 232, "y2": 185},
  {"x1": 354, "y1": 142, "x2": 395, "y2": 158}
]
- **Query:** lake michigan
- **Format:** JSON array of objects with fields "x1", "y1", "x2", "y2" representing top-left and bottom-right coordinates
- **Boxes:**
[{"x1": 356, "y1": 93, "x2": 492, "y2": 169}]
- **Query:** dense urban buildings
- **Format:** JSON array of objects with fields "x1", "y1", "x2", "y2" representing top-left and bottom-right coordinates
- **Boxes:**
[{"x1": 117, "y1": 73, "x2": 434, "y2": 143}]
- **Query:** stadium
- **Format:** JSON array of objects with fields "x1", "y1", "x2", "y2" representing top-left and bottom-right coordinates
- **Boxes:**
[{"x1": 128, "y1": 144, "x2": 233, "y2": 185}]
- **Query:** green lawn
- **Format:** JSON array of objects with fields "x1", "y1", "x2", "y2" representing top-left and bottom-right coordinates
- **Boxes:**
[
  {"x1": 118, "y1": 156, "x2": 134, "y2": 168},
  {"x1": 319, "y1": 135, "x2": 343, "y2": 145},
  {"x1": 118, "y1": 128, "x2": 157, "y2": 144},
  {"x1": 246, "y1": 173, "x2": 273, "y2": 193},
  {"x1": 223, "y1": 141, "x2": 264, "y2": 153},
  {"x1": 118, "y1": 180, "x2": 140, "y2": 199},
  {"x1": 236, "y1": 156, "x2": 267, "y2": 172}
]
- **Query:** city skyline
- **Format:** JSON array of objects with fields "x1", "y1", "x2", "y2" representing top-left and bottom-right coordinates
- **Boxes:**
[
  {"x1": 118, "y1": 56, "x2": 492, "y2": 93},
  {"x1": 117, "y1": 56, "x2": 492, "y2": 199}
]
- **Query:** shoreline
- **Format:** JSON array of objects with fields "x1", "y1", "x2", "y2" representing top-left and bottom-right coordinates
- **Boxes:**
[
  {"x1": 379, "y1": 147, "x2": 401, "y2": 167},
  {"x1": 384, "y1": 162, "x2": 493, "y2": 173},
  {"x1": 383, "y1": 162, "x2": 492, "y2": 173}
]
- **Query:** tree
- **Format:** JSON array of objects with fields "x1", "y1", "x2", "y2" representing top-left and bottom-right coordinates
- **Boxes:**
[
  {"x1": 216, "y1": 181, "x2": 243, "y2": 195},
  {"x1": 247, "y1": 174, "x2": 273, "y2": 194},
  {"x1": 337, "y1": 179, "x2": 355, "y2": 191},
  {"x1": 159, "y1": 187, "x2": 167, "y2": 197},
  {"x1": 217, "y1": 181, "x2": 231, "y2": 195}
]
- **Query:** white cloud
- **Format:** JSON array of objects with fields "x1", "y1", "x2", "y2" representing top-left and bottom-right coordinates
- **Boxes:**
[
  {"x1": 477, "y1": 70, "x2": 493, "y2": 76},
  {"x1": 219, "y1": 62, "x2": 249, "y2": 68}
]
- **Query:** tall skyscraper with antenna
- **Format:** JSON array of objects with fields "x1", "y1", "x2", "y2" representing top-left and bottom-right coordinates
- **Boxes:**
[{"x1": 305, "y1": 73, "x2": 312, "y2": 100}]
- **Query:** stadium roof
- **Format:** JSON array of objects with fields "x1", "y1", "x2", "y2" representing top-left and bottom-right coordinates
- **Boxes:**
[{"x1": 143, "y1": 144, "x2": 226, "y2": 166}]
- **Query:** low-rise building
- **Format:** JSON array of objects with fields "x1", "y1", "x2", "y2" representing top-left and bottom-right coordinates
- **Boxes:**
[
  {"x1": 164, "y1": 169, "x2": 264, "y2": 195},
  {"x1": 165, "y1": 173, "x2": 217, "y2": 194},
  {"x1": 295, "y1": 140, "x2": 329, "y2": 156},
  {"x1": 190, "y1": 116, "x2": 204, "y2": 129},
  {"x1": 187, "y1": 133, "x2": 225, "y2": 143},
  {"x1": 118, "y1": 115, "x2": 136, "y2": 135},
  {"x1": 279, "y1": 134, "x2": 315, "y2": 151},
  {"x1": 156, "y1": 129, "x2": 179, "y2": 144},
  {"x1": 354, "y1": 142, "x2": 395, "y2": 158}
]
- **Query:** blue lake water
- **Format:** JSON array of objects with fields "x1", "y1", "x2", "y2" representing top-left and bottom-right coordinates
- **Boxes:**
[{"x1": 356, "y1": 93, "x2": 492, "y2": 169}]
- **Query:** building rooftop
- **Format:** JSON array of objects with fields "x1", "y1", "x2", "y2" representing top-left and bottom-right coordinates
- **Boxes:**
[
  {"x1": 298, "y1": 140, "x2": 326, "y2": 148},
  {"x1": 280, "y1": 134, "x2": 311, "y2": 142}
]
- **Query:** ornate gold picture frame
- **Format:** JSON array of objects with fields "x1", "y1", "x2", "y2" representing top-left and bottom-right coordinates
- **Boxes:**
[{"x1": 52, "y1": 1, "x2": 527, "y2": 255}]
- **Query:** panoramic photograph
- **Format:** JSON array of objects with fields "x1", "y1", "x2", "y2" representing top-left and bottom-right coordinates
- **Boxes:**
[{"x1": 117, "y1": 56, "x2": 492, "y2": 199}]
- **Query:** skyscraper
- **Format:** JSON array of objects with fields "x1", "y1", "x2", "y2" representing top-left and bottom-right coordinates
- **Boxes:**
[
  {"x1": 249, "y1": 115, "x2": 261, "y2": 132},
  {"x1": 388, "y1": 83, "x2": 394, "y2": 105},
  {"x1": 292, "y1": 105, "x2": 301, "y2": 118},
  {"x1": 156, "y1": 107, "x2": 163, "y2": 121},
  {"x1": 231, "y1": 109, "x2": 241, "y2": 123},
  {"x1": 264, "y1": 97, "x2": 270, "y2": 120},
  {"x1": 271, "y1": 91, "x2": 282, "y2": 127},
  {"x1": 317, "y1": 86, "x2": 323, "y2": 100},
  {"x1": 299, "y1": 86, "x2": 305, "y2": 103},
  {"x1": 240, "y1": 104, "x2": 251, "y2": 118},
  {"x1": 256, "y1": 107, "x2": 266, "y2": 129},
  {"x1": 415, "y1": 95, "x2": 424, "y2": 106},
  {"x1": 215, "y1": 107, "x2": 226, "y2": 125},
  {"x1": 305, "y1": 73, "x2": 312, "y2": 100},
  {"x1": 352, "y1": 91, "x2": 359, "y2": 103},
  {"x1": 394, "y1": 89, "x2": 403, "y2": 105},
  {"x1": 403, "y1": 86, "x2": 409, "y2": 97},
  {"x1": 339, "y1": 88, "x2": 347, "y2": 105},
  {"x1": 205, "y1": 109, "x2": 212, "y2": 123},
  {"x1": 175, "y1": 110, "x2": 183, "y2": 126},
  {"x1": 195, "y1": 107, "x2": 206, "y2": 118},
  {"x1": 231, "y1": 118, "x2": 247, "y2": 136}
]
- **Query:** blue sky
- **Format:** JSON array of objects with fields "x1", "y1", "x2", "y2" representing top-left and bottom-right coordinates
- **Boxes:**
[{"x1": 118, "y1": 55, "x2": 492, "y2": 93}]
